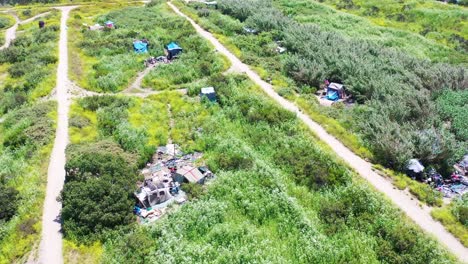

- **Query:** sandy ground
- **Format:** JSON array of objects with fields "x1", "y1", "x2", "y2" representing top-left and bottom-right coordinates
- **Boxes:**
[
  {"x1": 168, "y1": 2, "x2": 468, "y2": 262},
  {"x1": 37, "y1": 6, "x2": 75, "y2": 264}
]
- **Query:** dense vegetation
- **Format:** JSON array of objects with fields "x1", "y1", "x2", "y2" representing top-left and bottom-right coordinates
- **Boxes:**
[
  {"x1": 0, "y1": 10, "x2": 59, "y2": 114},
  {"x1": 432, "y1": 193, "x2": 468, "y2": 246},
  {"x1": 178, "y1": 0, "x2": 467, "y2": 174},
  {"x1": 315, "y1": 0, "x2": 467, "y2": 53},
  {"x1": 99, "y1": 74, "x2": 456, "y2": 263},
  {"x1": 0, "y1": 102, "x2": 56, "y2": 263},
  {"x1": 68, "y1": 2, "x2": 227, "y2": 92}
]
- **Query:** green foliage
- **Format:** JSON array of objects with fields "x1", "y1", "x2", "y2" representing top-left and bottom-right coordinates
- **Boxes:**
[
  {"x1": 181, "y1": 182, "x2": 205, "y2": 200},
  {"x1": 452, "y1": 193, "x2": 468, "y2": 226},
  {"x1": 102, "y1": 74, "x2": 455, "y2": 263},
  {"x1": 62, "y1": 140, "x2": 140, "y2": 243},
  {"x1": 436, "y1": 90, "x2": 468, "y2": 141},
  {"x1": 314, "y1": 0, "x2": 468, "y2": 54},
  {"x1": 0, "y1": 185, "x2": 19, "y2": 221},
  {"x1": 432, "y1": 196, "x2": 468, "y2": 247},
  {"x1": 0, "y1": 11, "x2": 59, "y2": 114},
  {"x1": 0, "y1": 101, "x2": 56, "y2": 263},
  {"x1": 182, "y1": 0, "x2": 467, "y2": 171}
]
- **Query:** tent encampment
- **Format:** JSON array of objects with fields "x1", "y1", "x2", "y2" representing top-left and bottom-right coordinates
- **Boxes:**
[
  {"x1": 105, "y1": 21, "x2": 114, "y2": 28},
  {"x1": 133, "y1": 41, "x2": 148, "y2": 53},
  {"x1": 165, "y1": 42, "x2": 182, "y2": 59},
  {"x1": 200, "y1": 87, "x2": 216, "y2": 102},
  {"x1": 326, "y1": 83, "x2": 346, "y2": 101},
  {"x1": 406, "y1": 159, "x2": 425, "y2": 181}
]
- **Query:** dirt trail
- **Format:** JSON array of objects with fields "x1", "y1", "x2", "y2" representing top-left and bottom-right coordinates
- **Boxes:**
[
  {"x1": 168, "y1": 2, "x2": 468, "y2": 262},
  {"x1": 124, "y1": 64, "x2": 157, "y2": 93},
  {"x1": 37, "y1": 6, "x2": 75, "y2": 264},
  {"x1": 0, "y1": 14, "x2": 18, "y2": 50},
  {"x1": 0, "y1": 11, "x2": 52, "y2": 50}
]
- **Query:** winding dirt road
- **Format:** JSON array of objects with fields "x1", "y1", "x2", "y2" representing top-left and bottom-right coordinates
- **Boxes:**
[
  {"x1": 37, "y1": 6, "x2": 75, "y2": 264},
  {"x1": 168, "y1": 2, "x2": 468, "y2": 262}
]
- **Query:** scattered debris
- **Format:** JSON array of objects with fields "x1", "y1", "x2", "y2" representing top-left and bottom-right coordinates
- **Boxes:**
[
  {"x1": 405, "y1": 158, "x2": 468, "y2": 198},
  {"x1": 134, "y1": 144, "x2": 215, "y2": 223},
  {"x1": 88, "y1": 23, "x2": 104, "y2": 31},
  {"x1": 275, "y1": 41, "x2": 286, "y2": 53},
  {"x1": 144, "y1": 56, "x2": 169, "y2": 67},
  {"x1": 200, "y1": 86, "x2": 216, "y2": 102},
  {"x1": 243, "y1": 27, "x2": 257, "y2": 34}
]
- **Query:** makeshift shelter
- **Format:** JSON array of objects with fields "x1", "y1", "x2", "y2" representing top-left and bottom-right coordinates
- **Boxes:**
[
  {"x1": 134, "y1": 180, "x2": 173, "y2": 208},
  {"x1": 406, "y1": 159, "x2": 425, "y2": 181},
  {"x1": 326, "y1": 83, "x2": 346, "y2": 101},
  {"x1": 165, "y1": 42, "x2": 182, "y2": 60},
  {"x1": 89, "y1": 23, "x2": 104, "y2": 30},
  {"x1": 105, "y1": 21, "x2": 114, "y2": 28},
  {"x1": 174, "y1": 166, "x2": 205, "y2": 184},
  {"x1": 133, "y1": 40, "x2": 148, "y2": 53},
  {"x1": 200, "y1": 87, "x2": 216, "y2": 102}
]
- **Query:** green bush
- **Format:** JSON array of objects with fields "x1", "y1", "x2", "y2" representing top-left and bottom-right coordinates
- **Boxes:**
[{"x1": 0, "y1": 185, "x2": 19, "y2": 221}]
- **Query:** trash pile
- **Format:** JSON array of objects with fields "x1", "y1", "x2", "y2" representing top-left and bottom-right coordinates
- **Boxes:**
[
  {"x1": 133, "y1": 144, "x2": 214, "y2": 224},
  {"x1": 405, "y1": 157, "x2": 468, "y2": 198}
]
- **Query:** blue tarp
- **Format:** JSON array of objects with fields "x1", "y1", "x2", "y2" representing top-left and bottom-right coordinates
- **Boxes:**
[
  {"x1": 133, "y1": 41, "x2": 148, "y2": 53},
  {"x1": 326, "y1": 90, "x2": 339, "y2": 101},
  {"x1": 166, "y1": 42, "x2": 181, "y2": 51}
]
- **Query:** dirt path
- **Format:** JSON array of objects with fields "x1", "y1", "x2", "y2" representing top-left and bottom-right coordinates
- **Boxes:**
[
  {"x1": 0, "y1": 11, "x2": 51, "y2": 50},
  {"x1": 37, "y1": 6, "x2": 75, "y2": 264},
  {"x1": 0, "y1": 13, "x2": 18, "y2": 50},
  {"x1": 168, "y1": 2, "x2": 468, "y2": 262},
  {"x1": 124, "y1": 64, "x2": 157, "y2": 93}
]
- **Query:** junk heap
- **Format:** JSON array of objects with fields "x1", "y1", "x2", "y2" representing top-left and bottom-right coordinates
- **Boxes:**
[
  {"x1": 405, "y1": 156, "x2": 468, "y2": 198},
  {"x1": 133, "y1": 144, "x2": 214, "y2": 224}
]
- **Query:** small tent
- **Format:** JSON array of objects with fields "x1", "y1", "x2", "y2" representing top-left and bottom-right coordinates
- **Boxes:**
[
  {"x1": 133, "y1": 41, "x2": 148, "y2": 53},
  {"x1": 165, "y1": 42, "x2": 182, "y2": 59},
  {"x1": 38, "y1": 21, "x2": 45, "y2": 28},
  {"x1": 406, "y1": 159, "x2": 425, "y2": 181},
  {"x1": 105, "y1": 21, "x2": 114, "y2": 28},
  {"x1": 200, "y1": 87, "x2": 216, "y2": 102},
  {"x1": 326, "y1": 83, "x2": 346, "y2": 101}
]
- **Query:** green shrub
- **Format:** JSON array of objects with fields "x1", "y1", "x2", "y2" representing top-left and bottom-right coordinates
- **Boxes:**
[{"x1": 0, "y1": 185, "x2": 19, "y2": 221}]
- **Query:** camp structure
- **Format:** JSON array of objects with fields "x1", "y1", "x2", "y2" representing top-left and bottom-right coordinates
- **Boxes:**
[
  {"x1": 406, "y1": 159, "x2": 425, "y2": 181},
  {"x1": 243, "y1": 27, "x2": 258, "y2": 34},
  {"x1": 133, "y1": 40, "x2": 148, "y2": 53},
  {"x1": 325, "y1": 83, "x2": 347, "y2": 101},
  {"x1": 105, "y1": 21, "x2": 114, "y2": 28},
  {"x1": 200, "y1": 87, "x2": 216, "y2": 102},
  {"x1": 174, "y1": 165, "x2": 205, "y2": 184},
  {"x1": 88, "y1": 23, "x2": 104, "y2": 31},
  {"x1": 38, "y1": 21, "x2": 45, "y2": 28},
  {"x1": 165, "y1": 42, "x2": 182, "y2": 60},
  {"x1": 135, "y1": 179, "x2": 174, "y2": 208}
]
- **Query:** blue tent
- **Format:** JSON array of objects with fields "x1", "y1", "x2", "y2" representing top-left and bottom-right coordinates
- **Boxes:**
[
  {"x1": 133, "y1": 41, "x2": 148, "y2": 53},
  {"x1": 165, "y1": 42, "x2": 182, "y2": 59}
]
